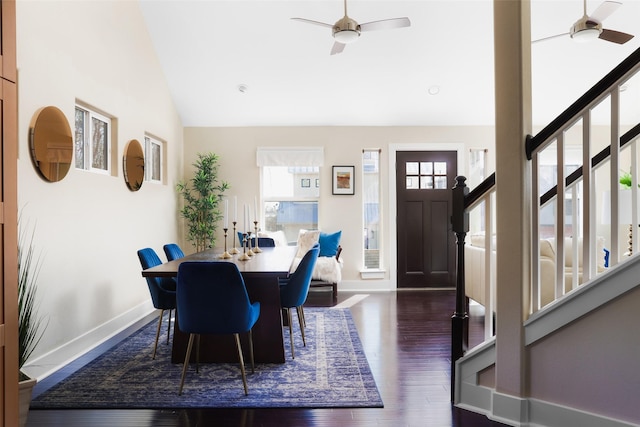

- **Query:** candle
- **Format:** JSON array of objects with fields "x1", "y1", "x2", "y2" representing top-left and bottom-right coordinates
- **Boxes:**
[
  {"x1": 243, "y1": 204, "x2": 247, "y2": 233},
  {"x1": 223, "y1": 199, "x2": 228, "y2": 228},
  {"x1": 234, "y1": 196, "x2": 238, "y2": 222},
  {"x1": 254, "y1": 196, "x2": 258, "y2": 224}
]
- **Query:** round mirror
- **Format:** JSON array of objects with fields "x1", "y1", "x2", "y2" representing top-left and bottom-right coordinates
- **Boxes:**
[
  {"x1": 123, "y1": 139, "x2": 145, "y2": 191},
  {"x1": 29, "y1": 106, "x2": 73, "y2": 182}
]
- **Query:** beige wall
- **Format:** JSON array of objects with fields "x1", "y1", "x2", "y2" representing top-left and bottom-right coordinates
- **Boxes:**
[
  {"x1": 184, "y1": 126, "x2": 496, "y2": 289},
  {"x1": 17, "y1": 0, "x2": 183, "y2": 377}
]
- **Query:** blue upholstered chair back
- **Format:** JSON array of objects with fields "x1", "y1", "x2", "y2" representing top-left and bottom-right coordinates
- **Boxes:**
[
  {"x1": 163, "y1": 243, "x2": 185, "y2": 261},
  {"x1": 280, "y1": 244, "x2": 320, "y2": 308},
  {"x1": 137, "y1": 248, "x2": 177, "y2": 309},
  {"x1": 177, "y1": 261, "x2": 260, "y2": 335},
  {"x1": 236, "y1": 233, "x2": 275, "y2": 248}
]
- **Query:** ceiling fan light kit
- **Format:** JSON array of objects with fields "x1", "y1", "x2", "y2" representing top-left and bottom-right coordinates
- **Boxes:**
[
  {"x1": 570, "y1": 19, "x2": 602, "y2": 42},
  {"x1": 292, "y1": 0, "x2": 410, "y2": 54},
  {"x1": 533, "y1": 0, "x2": 633, "y2": 45}
]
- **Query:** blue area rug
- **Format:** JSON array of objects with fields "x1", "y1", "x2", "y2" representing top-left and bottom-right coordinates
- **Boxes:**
[{"x1": 31, "y1": 308, "x2": 383, "y2": 409}]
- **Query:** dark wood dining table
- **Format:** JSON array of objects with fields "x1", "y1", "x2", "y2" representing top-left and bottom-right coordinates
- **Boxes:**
[{"x1": 141, "y1": 245, "x2": 297, "y2": 364}]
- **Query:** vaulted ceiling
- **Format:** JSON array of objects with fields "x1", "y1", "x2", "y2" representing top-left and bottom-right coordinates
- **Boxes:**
[{"x1": 138, "y1": 0, "x2": 640, "y2": 127}]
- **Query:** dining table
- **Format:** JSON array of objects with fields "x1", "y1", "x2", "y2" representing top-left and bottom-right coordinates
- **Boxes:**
[{"x1": 141, "y1": 245, "x2": 297, "y2": 364}]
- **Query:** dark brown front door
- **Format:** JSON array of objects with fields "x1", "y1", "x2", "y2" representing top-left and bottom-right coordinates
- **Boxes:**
[{"x1": 396, "y1": 151, "x2": 457, "y2": 288}]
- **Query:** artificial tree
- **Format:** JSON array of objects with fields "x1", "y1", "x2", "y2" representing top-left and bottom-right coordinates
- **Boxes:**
[{"x1": 177, "y1": 152, "x2": 230, "y2": 251}]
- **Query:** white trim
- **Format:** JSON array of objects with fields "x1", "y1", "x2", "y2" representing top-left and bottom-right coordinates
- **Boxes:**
[
  {"x1": 524, "y1": 256, "x2": 640, "y2": 345},
  {"x1": 388, "y1": 143, "x2": 465, "y2": 289},
  {"x1": 528, "y1": 398, "x2": 639, "y2": 427},
  {"x1": 21, "y1": 301, "x2": 156, "y2": 381}
]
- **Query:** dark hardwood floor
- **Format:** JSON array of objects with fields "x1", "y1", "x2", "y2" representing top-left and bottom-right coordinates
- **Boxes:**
[{"x1": 27, "y1": 289, "x2": 506, "y2": 427}]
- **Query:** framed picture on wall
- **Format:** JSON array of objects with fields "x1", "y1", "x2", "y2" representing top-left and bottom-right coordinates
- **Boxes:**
[
  {"x1": 332, "y1": 165, "x2": 355, "y2": 195},
  {"x1": 301, "y1": 178, "x2": 311, "y2": 188}
]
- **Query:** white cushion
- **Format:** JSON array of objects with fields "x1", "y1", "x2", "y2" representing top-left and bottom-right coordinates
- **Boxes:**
[{"x1": 295, "y1": 229, "x2": 320, "y2": 258}]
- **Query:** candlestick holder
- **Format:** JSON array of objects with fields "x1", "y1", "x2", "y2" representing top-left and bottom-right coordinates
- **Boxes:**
[
  {"x1": 252, "y1": 221, "x2": 262, "y2": 253},
  {"x1": 246, "y1": 230, "x2": 255, "y2": 257},
  {"x1": 230, "y1": 221, "x2": 239, "y2": 254},
  {"x1": 238, "y1": 232, "x2": 251, "y2": 261},
  {"x1": 219, "y1": 228, "x2": 231, "y2": 259}
]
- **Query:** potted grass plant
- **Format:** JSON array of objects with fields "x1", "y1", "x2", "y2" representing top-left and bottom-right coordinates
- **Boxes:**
[
  {"x1": 18, "y1": 220, "x2": 46, "y2": 427},
  {"x1": 177, "y1": 152, "x2": 230, "y2": 252}
]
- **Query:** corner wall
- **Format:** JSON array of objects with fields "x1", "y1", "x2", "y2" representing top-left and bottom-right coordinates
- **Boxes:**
[{"x1": 16, "y1": 0, "x2": 183, "y2": 378}]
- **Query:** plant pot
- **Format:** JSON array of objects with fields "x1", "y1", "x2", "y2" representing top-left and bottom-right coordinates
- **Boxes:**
[{"x1": 19, "y1": 377, "x2": 37, "y2": 427}]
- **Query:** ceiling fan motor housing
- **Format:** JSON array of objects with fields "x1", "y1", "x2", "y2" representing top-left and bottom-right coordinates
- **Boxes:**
[
  {"x1": 333, "y1": 16, "x2": 361, "y2": 43},
  {"x1": 570, "y1": 17, "x2": 602, "y2": 41}
]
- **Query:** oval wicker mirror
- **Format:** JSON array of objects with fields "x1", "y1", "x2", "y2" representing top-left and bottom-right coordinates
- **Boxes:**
[
  {"x1": 29, "y1": 106, "x2": 73, "y2": 182},
  {"x1": 123, "y1": 139, "x2": 145, "y2": 191}
]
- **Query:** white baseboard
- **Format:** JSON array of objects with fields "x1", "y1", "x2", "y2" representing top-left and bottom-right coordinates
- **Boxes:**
[
  {"x1": 527, "y1": 398, "x2": 639, "y2": 427},
  {"x1": 22, "y1": 301, "x2": 156, "y2": 381},
  {"x1": 457, "y1": 388, "x2": 639, "y2": 427}
]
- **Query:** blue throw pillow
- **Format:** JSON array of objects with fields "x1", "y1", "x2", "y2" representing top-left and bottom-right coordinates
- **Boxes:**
[{"x1": 319, "y1": 231, "x2": 342, "y2": 257}]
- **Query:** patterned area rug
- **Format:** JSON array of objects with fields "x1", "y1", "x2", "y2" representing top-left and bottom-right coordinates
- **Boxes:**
[{"x1": 31, "y1": 308, "x2": 383, "y2": 409}]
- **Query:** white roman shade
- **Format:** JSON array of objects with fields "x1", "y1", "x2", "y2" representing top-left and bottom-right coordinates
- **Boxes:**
[{"x1": 256, "y1": 147, "x2": 324, "y2": 167}]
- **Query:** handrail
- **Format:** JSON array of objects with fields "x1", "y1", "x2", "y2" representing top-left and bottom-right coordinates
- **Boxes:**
[
  {"x1": 464, "y1": 173, "x2": 496, "y2": 209},
  {"x1": 539, "y1": 122, "x2": 640, "y2": 206},
  {"x1": 526, "y1": 47, "x2": 640, "y2": 160}
]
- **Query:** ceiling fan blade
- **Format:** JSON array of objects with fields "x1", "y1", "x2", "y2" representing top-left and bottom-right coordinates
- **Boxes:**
[
  {"x1": 330, "y1": 42, "x2": 345, "y2": 55},
  {"x1": 291, "y1": 17, "x2": 333, "y2": 28},
  {"x1": 599, "y1": 28, "x2": 634, "y2": 44},
  {"x1": 590, "y1": 1, "x2": 622, "y2": 22},
  {"x1": 360, "y1": 17, "x2": 410, "y2": 32},
  {"x1": 532, "y1": 32, "x2": 570, "y2": 44}
]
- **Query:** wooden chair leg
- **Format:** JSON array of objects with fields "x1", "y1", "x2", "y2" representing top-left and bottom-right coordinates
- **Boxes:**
[
  {"x1": 248, "y1": 329, "x2": 255, "y2": 373},
  {"x1": 286, "y1": 308, "x2": 295, "y2": 359},
  {"x1": 153, "y1": 309, "x2": 164, "y2": 359},
  {"x1": 296, "y1": 306, "x2": 306, "y2": 347},
  {"x1": 179, "y1": 333, "x2": 195, "y2": 395},
  {"x1": 298, "y1": 305, "x2": 306, "y2": 329},
  {"x1": 166, "y1": 309, "x2": 172, "y2": 344},
  {"x1": 234, "y1": 333, "x2": 249, "y2": 395},
  {"x1": 195, "y1": 335, "x2": 201, "y2": 373}
]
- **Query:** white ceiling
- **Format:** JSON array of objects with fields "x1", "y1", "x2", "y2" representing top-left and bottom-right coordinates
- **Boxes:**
[{"x1": 138, "y1": 0, "x2": 640, "y2": 128}]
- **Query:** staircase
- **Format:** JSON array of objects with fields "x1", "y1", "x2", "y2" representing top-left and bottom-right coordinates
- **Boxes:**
[{"x1": 452, "y1": 47, "x2": 640, "y2": 427}]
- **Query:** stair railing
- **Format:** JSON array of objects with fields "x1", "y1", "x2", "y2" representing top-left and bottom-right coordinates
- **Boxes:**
[{"x1": 450, "y1": 47, "x2": 640, "y2": 398}]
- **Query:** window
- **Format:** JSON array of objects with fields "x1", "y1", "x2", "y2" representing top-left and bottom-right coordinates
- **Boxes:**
[
  {"x1": 144, "y1": 135, "x2": 163, "y2": 183},
  {"x1": 74, "y1": 105, "x2": 112, "y2": 173},
  {"x1": 405, "y1": 161, "x2": 447, "y2": 189},
  {"x1": 363, "y1": 149, "x2": 381, "y2": 269},
  {"x1": 257, "y1": 147, "x2": 324, "y2": 243},
  {"x1": 262, "y1": 166, "x2": 319, "y2": 242}
]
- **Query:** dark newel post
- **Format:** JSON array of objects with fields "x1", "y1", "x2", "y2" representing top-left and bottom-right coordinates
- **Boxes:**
[{"x1": 450, "y1": 175, "x2": 469, "y2": 402}]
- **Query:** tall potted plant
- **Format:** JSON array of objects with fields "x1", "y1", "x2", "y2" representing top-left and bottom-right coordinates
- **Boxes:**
[
  {"x1": 177, "y1": 152, "x2": 230, "y2": 251},
  {"x1": 18, "y1": 220, "x2": 46, "y2": 427}
]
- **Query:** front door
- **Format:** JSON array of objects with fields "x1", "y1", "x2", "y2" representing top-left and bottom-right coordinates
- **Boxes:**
[{"x1": 396, "y1": 151, "x2": 457, "y2": 288}]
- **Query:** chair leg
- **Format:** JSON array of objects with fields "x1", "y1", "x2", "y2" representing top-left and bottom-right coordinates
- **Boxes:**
[
  {"x1": 179, "y1": 333, "x2": 195, "y2": 395},
  {"x1": 153, "y1": 309, "x2": 164, "y2": 359},
  {"x1": 298, "y1": 305, "x2": 306, "y2": 329},
  {"x1": 166, "y1": 309, "x2": 172, "y2": 344},
  {"x1": 195, "y1": 334, "x2": 201, "y2": 373},
  {"x1": 296, "y1": 306, "x2": 306, "y2": 347},
  {"x1": 286, "y1": 308, "x2": 295, "y2": 359},
  {"x1": 234, "y1": 333, "x2": 249, "y2": 395},
  {"x1": 248, "y1": 329, "x2": 255, "y2": 373}
]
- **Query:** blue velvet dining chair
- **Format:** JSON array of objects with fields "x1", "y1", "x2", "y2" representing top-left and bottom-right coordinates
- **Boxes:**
[
  {"x1": 279, "y1": 243, "x2": 319, "y2": 359},
  {"x1": 163, "y1": 243, "x2": 185, "y2": 261},
  {"x1": 236, "y1": 233, "x2": 275, "y2": 248},
  {"x1": 176, "y1": 261, "x2": 261, "y2": 395},
  {"x1": 137, "y1": 248, "x2": 177, "y2": 359}
]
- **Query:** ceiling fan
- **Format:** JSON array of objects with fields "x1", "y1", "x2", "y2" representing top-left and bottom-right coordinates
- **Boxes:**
[
  {"x1": 533, "y1": 0, "x2": 633, "y2": 44},
  {"x1": 291, "y1": 0, "x2": 410, "y2": 55}
]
